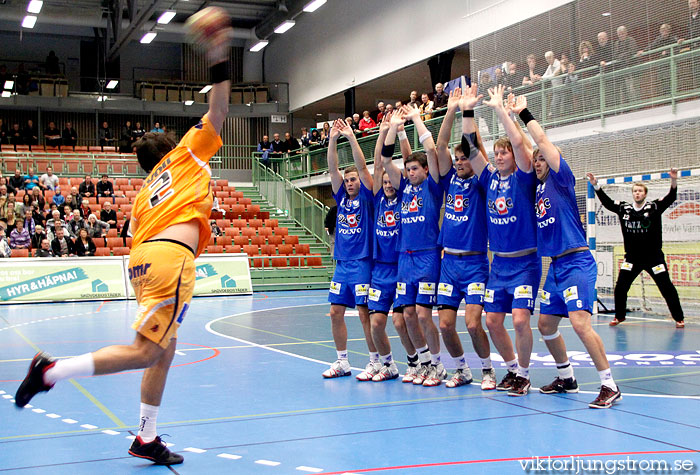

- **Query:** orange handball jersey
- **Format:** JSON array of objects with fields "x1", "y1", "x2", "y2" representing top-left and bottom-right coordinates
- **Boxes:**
[{"x1": 131, "y1": 114, "x2": 223, "y2": 257}]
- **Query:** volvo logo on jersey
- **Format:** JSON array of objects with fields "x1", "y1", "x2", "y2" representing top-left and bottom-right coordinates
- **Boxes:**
[{"x1": 488, "y1": 197, "x2": 513, "y2": 215}]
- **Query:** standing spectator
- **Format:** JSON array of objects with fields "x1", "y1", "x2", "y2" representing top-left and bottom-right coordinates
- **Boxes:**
[
  {"x1": 285, "y1": 132, "x2": 300, "y2": 154},
  {"x1": 324, "y1": 205, "x2": 337, "y2": 258},
  {"x1": 96, "y1": 174, "x2": 114, "y2": 201},
  {"x1": 579, "y1": 41, "x2": 595, "y2": 73},
  {"x1": 98, "y1": 121, "x2": 114, "y2": 147},
  {"x1": 51, "y1": 226, "x2": 74, "y2": 257},
  {"x1": 23, "y1": 167, "x2": 40, "y2": 191},
  {"x1": 150, "y1": 122, "x2": 164, "y2": 133},
  {"x1": 523, "y1": 53, "x2": 542, "y2": 86},
  {"x1": 39, "y1": 166, "x2": 59, "y2": 192},
  {"x1": 564, "y1": 62, "x2": 581, "y2": 114},
  {"x1": 62, "y1": 121, "x2": 78, "y2": 148},
  {"x1": 358, "y1": 111, "x2": 376, "y2": 136},
  {"x1": 35, "y1": 238, "x2": 53, "y2": 257},
  {"x1": 504, "y1": 63, "x2": 521, "y2": 90},
  {"x1": 687, "y1": 0, "x2": 700, "y2": 87},
  {"x1": 10, "y1": 219, "x2": 30, "y2": 249},
  {"x1": 257, "y1": 134, "x2": 272, "y2": 165},
  {"x1": 44, "y1": 122, "x2": 62, "y2": 147},
  {"x1": 351, "y1": 114, "x2": 362, "y2": 136},
  {"x1": 578, "y1": 41, "x2": 597, "y2": 112},
  {"x1": 522, "y1": 54, "x2": 543, "y2": 118},
  {"x1": 299, "y1": 127, "x2": 312, "y2": 148},
  {"x1": 375, "y1": 101, "x2": 386, "y2": 123},
  {"x1": 309, "y1": 129, "x2": 321, "y2": 150},
  {"x1": 45, "y1": 51, "x2": 61, "y2": 75},
  {"x1": 542, "y1": 51, "x2": 563, "y2": 118},
  {"x1": 31, "y1": 224, "x2": 47, "y2": 250},
  {"x1": 10, "y1": 123, "x2": 23, "y2": 146},
  {"x1": 433, "y1": 83, "x2": 448, "y2": 112},
  {"x1": 419, "y1": 93, "x2": 434, "y2": 120},
  {"x1": 385, "y1": 103, "x2": 395, "y2": 116},
  {"x1": 79, "y1": 175, "x2": 95, "y2": 199},
  {"x1": 270, "y1": 133, "x2": 288, "y2": 157},
  {"x1": 595, "y1": 31, "x2": 614, "y2": 66},
  {"x1": 494, "y1": 67, "x2": 505, "y2": 87},
  {"x1": 0, "y1": 228, "x2": 10, "y2": 258},
  {"x1": 100, "y1": 201, "x2": 117, "y2": 229},
  {"x1": 131, "y1": 122, "x2": 146, "y2": 142},
  {"x1": 637, "y1": 24, "x2": 679, "y2": 97},
  {"x1": 86, "y1": 214, "x2": 109, "y2": 238},
  {"x1": 119, "y1": 121, "x2": 133, "y2": 153},
  {"x1": 23, "y1": 120, "x2": 38, "y2": 146},
  {"x1": 9, "y1": 170, "x2": 24, "y2": 191},
  {"x1": 614, "y1": 26, "x2": 640, "y2": 105},
  {"x1": 407, "y1": 90, "x2": 420, "y2": 110}
]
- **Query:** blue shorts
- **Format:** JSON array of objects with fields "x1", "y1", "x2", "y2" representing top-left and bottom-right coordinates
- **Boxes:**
[
  {"x1": 328, "y1": 258, "x2": 372, "y2": 308},
  {"x1": 368, "y1": 262, "x2": 399, "y2": 314},
  {"x1": 540, "y1": 250, "x2": 596, "y2": 316},
  {"x1": 395, "y1": 250, "x2": 441, "y2": 308},
  {"x1": 484, "y1": 253, "x2": 541, "y2": 314},
  {"x1": 438, "y1": 253, "x2": 489, "y2": 308}
]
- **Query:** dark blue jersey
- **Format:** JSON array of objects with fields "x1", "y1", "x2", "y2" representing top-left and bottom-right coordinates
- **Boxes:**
[
  {"x1": 438, "y1": 168, "x2": 487, "y2": 252},
  {"x1": 333, "y1": 181, "x2": 374, "y2": 261}
]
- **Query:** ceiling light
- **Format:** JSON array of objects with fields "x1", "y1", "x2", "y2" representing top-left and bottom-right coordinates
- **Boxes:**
[
  {"x1": 22, "y1": 15, "x2": 37, "y2": 29},
  {"x1": 27, "y1": 0, "x2": 43, "y2": 14},
  {"x1": 157, "y1": 11, "x2": 176, "y2": 24},
  {"x1": 4, "y1": 80, "x2": 14, "y2": 90},
  {"x1": 106, "y1": 80, "x2": 119, "y2": 89},
  {"x1": 140, "y1": 32, "x2": 157, "y2": 44},
  {"x1": 303, "y1": 0, "x2": 327, "y2": 13},
  {"x1": 249, "y1": 40, "x2": 269, "y2": 52},
  {"x1": 602, "y1": 12, "x2": 611, "y2": 16},
  {"x1": 1, "y1": 91, "x2": 11, "y2": 98},
  {"x1": 184, "y1": 100, "x2": 194, "y2": 105},
  {"x1": 199, "y1": 85, "x2": 212, "y2": 94},
  {"x1": 274, "y1": 20, "x2": 295, "y2": 34}
]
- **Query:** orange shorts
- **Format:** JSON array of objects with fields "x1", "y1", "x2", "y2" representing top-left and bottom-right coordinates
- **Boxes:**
[{"x1": 129, "y1": 241, "x2": 195, "y2": 349}]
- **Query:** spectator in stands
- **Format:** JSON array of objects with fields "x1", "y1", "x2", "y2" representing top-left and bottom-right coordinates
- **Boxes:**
[
  {"x1": 579, "y1": 41, "x2": 596, "y2": 87},
  {"x1": 131, "y1": 122, "x2": 146, "y2": 142},
  {"x1": 100, "y1": 201, "x2": 117, "y2": 229},
  {"x1": 523, "y1": 53, "x2": 542, "y2": 86},
  {"x1": 270, "y1": 133, "x2": 287, "y2": 157},
  {"x1": 51, "y1": 226, "x2": 74, "y2": 257},
  {"x1": 9, "y1": 170, "x2": 23, "y2": 191},
  {"x1": 45, "y1": 51, "x2": 61, "y2": 75},
  {"x1": 2, "y1": 201, "x2": 17, "y2": 233},
  {"x1": 69, "y1": 208, "x2": 87, "y2": 236},
  {"x1": 0, "y1": 119, "x2": 8, "y2": 145},
  {"x1": 36, "y1": 204, "x2": 47, "y2": 227},
  {"x1": 211, "y1": 220, "x2": 222, "y2": 238},
  {"x1": 504, "y1": 62, "x2": 521, "y2": 90},
  {"x1": 351, "y1": 114, "x2": 362, "y2": 136},
  {"x1": 150, "y1": 122, "x2": 164, "y2": 133},
  {"x1": 638, "y1": 24, "x2": 679, "y2": 96},
  {"x1": 98, "y1": 121, "x2": 114, "y2": 147},
  {"x1": 375, "y1": 101, "x2": 386, "y2": 123},
  {"x1": 62, "y1": 121, "x2": 77, "y2": 148},
  {"x1": 494, "y1": 67, "x2": 505, "y2": 87},
  {"x1": 324, "y1": 205, "x2": 337, "y2": 257},
  {"x1": 44, "y1": 122, "x2": 61, "y2": 147},
  {"x1": 86, "y1": 214, "x2": 109, "y2": 238},
  {"x1": 543, "y1": 51, "x2": 563, "y2": 118},
  {"x1": 23, "y1": 209, "x2": 36, "y2": 235},
  {"x1": 96, "y1": 174, "x2": 114, "y2": 202},
  {"x1": 322, "y1": 121, "x2": 331, "y2": 138},
  {"x1": 299, "y1": 127, "x2": 312, "y2": 148},
  {"x1": 319, "y1": 129, "x2": 329, "y2": 148},
  {"x1": 67, "y1": 186, "x2": 80, "y2": 209},
  {"x1": 595, "y1": 31, "x2": 614, "y2": 66},
  {"x1": 23, "y1": 120, "x2": 38, "y2": 146},
  {"x1": 46, "y1": 210, "x2": 70, "y2": 240},
  {"x1": 39, "y1": 166, "x2": 59, "y2": 192},
  {"x1": 309, "y1": 129, "x2": 322, "y2": 150},
  {"x1": 419, "y1": 93, "x2": 434, "y2": 120},
  {"x1": 407, "y1": 90, "x2": 420, "y2": 110},
  {"x1": 120, "y1": 212, "x2": 132, "y2": 245},
  {"x1": 614, "y1": 25, "x2": 641, "y2": 104},
  {"x1": 31, "y1": 224, "x2": 46, "y2": 250},
  {"x1": 23, "y1": 168, "x2": 40, "y2": 191},
  {"x1": 35, "y1": 238, "x2": 52, "y2": 257},
  {"x1": 17, "y1": 194, "x2": 31, "y2": 216},
  {"x1": 433, "y1": 83, "x2": 448, "y2": 112},
  {"x1": 0, "y1": 184, "x2": 7, "y2": 199},
  {"x1": 79, "y1": 175, "x2": 95, "y2": 198},
  {"x1": 257, "y1": 134, "x2": 272, "y2": 165},
  {"x1": 0, "y1": 228, "x2": 10, "y2": 258},
  {"x1": 62, "y1": 204, "x2": 73, "y2": 221},
  {"x1": 284, "y1": 132, "x2": 300, "y2": 154},
  {"x1": 30, "y1": 187, "x2": 45, "y2": 210},
  {"x1": 358, "y1": 111, "x2": 376, "y2": 136},
  {"x1": 79, "y1": 198, "x2": 91, "y2": 219},
  {"x1": 385, "y1": 103, "x2": 394, "y2": 116},
  {"x1": 10, "y1": 123, "x2": 23, "y2": 146},
  {"x1": 10, "y1": 219, "x2": 30, "y2": 249},
  {"x1": 119, "y1": 121, "x2": 133, "y2": 153}
]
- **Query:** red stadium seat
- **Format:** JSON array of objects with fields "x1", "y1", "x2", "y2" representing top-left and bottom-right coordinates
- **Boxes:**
[
  {"x1": 284, "y1": 235, "x2": 299, "y2": 245},
  {"x1": 95, "y1": 247, "x2": 111, "y2": 256},
  {"x1": 267, "y1": 235, "x2": 283, "y2": 246},
  {"x1": 11, "y1": 249, "x2": 29, "y2": 257},
  {"x1": 233, "y1": 235, "x2": 248, "y2": 246},
  {"x1": 242, "y1": 245, "x2": 259, "y2": 256},
  {"x1": 294, "y1": 244, "x2": 310, "y2": 255},
  {"x1": 207, "y1": 245, "x2": 223, "y2": 254},
  {"x1": 112, "y1": 247, "x2": 130, "y2": 256}
]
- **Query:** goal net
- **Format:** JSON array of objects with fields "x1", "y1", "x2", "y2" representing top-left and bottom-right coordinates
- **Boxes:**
[{"x1": 588, "y1": 169, "x2": 700, "y2": 317}]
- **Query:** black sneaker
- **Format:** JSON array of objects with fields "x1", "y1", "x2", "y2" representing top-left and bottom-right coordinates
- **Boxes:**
[
  {"x1": 496, "y1": 371, "x2": 517, "y2": 391},
  {"x1": 128, "y1": 436, "x2": 184, "y2": 465},
  {"x1": 589, "y1": 385, "x2": 622, "y2": 409},
  {"x1": 539, "y1": 377, "x2": 579, "y2": 394},
  {"x1": 15, "y1": 352, "x2": 56, "y2": 408},
  {"x1": 507, "y1": 375, "x2": 531, "y2": 397}
]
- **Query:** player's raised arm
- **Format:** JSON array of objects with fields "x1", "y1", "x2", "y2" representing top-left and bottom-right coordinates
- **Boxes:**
[
  {"x1": 510, "y1": 95, "x2": 560, "y2": 172},
  {"x1": 402, "y1": 105, "x2": 439, "y2": 182},
  {"x1": 484, "y1": 84, "x2": 532, "y2": 172},
  {"x1": 587, "y1": 172, "x2": 621, "y2": 214},
  {"x1": 204, "y1": 25, "x2": 232, "y2": 136},
  {"x1": 459, "y1": 83, "x2": 490, "y2": 178},
  {"x1": 337, "y1": 117, "x2": 373, "y2": 191},
  {"x1": 397, "y1": 124, "x2": 412, "y2": 162},
  {"x1": 382, "y1": 111, "x2": 406, "y2": 190},
  {"x1": 373, "y1": 115, "x2": 391, "y2": 194},
  {"x1": 658, "y1": 168, "x2": 679, "y2": 212},
  {"x1": 327, "y1": 119, "x2": 344, "y2": 194},
  {"x1": 436, "y1": 88, "x2": 461, "y2": 176}
]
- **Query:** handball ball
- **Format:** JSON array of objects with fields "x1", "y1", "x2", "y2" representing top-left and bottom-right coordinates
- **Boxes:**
[{"x1": 185, "y1": 7, "x2": 231, "y2": 47}]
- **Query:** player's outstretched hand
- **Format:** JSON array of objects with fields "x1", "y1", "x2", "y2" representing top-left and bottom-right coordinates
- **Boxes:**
[
  {"x1": 379, "y1": 112, "x2": 392, "y2": 133},
  {"x1": 402, "y1": 104, "x2": 420, "y2": 122},
  {"x1": 586, "y1": 172, "x2": 598, "y2": 186},
  {"x1": 329, "y1": 119, "x2": 343, "y2": 140},
  {"x1": 670, "y1": 168, "x2": 678, "y2": 180},
  {"x1": 459, "y1": 83, "x2": 482, "y2": 111},
  {"x1": 511, "y1": 95, "x2": 528, "y2": 114},
  {"x1": 447, "y1": 88, "x2": 461, "y2": 112},
  {"x1": 484, "y1": 84, "x2": 506, "y2": 110},
  {"x1": 390, "y1": 109, "x2": 406, "y2": 128},
  {"x1": 337, "y1": 119, "x2": 354, "y2": 138}
]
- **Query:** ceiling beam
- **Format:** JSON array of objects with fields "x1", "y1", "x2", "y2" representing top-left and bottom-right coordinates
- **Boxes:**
[{"x1": 107, "y1": 0, "x2": 158, "y2": 62}]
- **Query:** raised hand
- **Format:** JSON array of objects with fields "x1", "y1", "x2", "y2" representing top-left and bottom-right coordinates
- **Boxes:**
[
  {"x1": 511, "y1": 95, "x2": 528, "y2": 114},
  {"x1": 447, "y1": 88, "x2": 461, "y2": 112},
  {"x1": 337, "y1": 119, "x2": 354, "y2": 138},
  {"x1": 379, "y1": 112, "x2": 392, "y2": 133},
  {"x1": 506, "y1": 93, "x2": 516, "y2": 113},
  {"x1": 670, "y1": 168, "x2": 678, "y2": 180},
  {"x1": 329, "y1": 119, "x2": 343, "y2": 140},
  {"x1": 586, "y1": 172, "x2": 598, "y2": 186},
  {"x1": 390, "y1": 108, "x2": 407, "y2": 128},
  {"x1": 458, "y1": 83, "x2": 482, "y2": 111},
  {"x1": 483, "y1": 84, "x2": 506, "y2": 110},
  {"x1": 401, "y1": 104, "x2": 420, "y2": 122}
]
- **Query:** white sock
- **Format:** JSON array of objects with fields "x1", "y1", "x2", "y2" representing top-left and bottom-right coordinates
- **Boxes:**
[
  {"x1": 517, "y1": 364, "x2": 530, "y2": 379},
  {"x1": 454, "y1": 354, "x2": 467, "y2": 369},
  {"x1": 137, "y1": 403, "x2": 159, "y2": 443},
  {"x1": 43, "y1": 353, "x2": 95, "y2": 385},
  {"x1": 598, "y1": 368, "x2": 617, "y2": 391},
  {"x1": 369, "y1": 352, "x2": 379, "y2": 363},
  {"x1": 505, "y1": 359, "x2": 518, "y2": 373},
  {"x1": 430, "y1": 353, "x2": 441, "y2": 366},
  {"x1": 380, "y1": 353, "x2": 393, "y2": 365},
  {"x1": 336, "y1": 350, "x2": 348, "y2": 361},
  {"x1": 417, "y1": 345, "x2": 430, "y2": 364},
  {"x1": 480, "y1": 356, "x2": 492, "y2": 370},
  {"x1": 556, "y1": 360, "x2": 575, "y2": 380}
]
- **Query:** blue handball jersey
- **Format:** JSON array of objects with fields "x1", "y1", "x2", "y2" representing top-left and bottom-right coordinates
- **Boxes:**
[
  {"x1": 438, "y1": 168, "x2": 487, "y2": 252},
  {"x1": 535, "y1": 156, "x2": 587, "y2": 257},
  {"x1": 373, "y1": 176, "x2": 405, "y2": 263},
  {"x1": 333, "y1": 181, "x2": 374, "y2": 261},
  {"x1": 479, "y1": 166, "x2": 537, "y2": 253},
  {"x1": 398, "y1": 174, "x2": 443, "y2": 252}
]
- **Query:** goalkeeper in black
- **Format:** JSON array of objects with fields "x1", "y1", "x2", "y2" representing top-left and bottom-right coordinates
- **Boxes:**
[{"x1": 587, "y1": 169, "x2": 684, "y2": 328}]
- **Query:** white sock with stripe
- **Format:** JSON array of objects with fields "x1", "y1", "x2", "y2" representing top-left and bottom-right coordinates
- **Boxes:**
[{"x1": 43, "y1": 353, "x2": 95, "y2": 385}]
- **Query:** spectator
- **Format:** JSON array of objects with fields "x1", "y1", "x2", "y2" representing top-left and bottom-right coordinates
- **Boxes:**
[
  {"x1": 324, "y1": 205, "x2": 337, "y2": 257},
  {"x1": 322, "y1": 121, "x2": 331, "y2": 139},
  {"x1": 86, "y1": 214, "x2": 109, "y2": 238},
  {"x1": 39, "y1": 166, "x2": 59, "y2": 192},
  {"x1": 131, "y1": 122, "x2": 146, "y2": 142},
  {"x1": 270, "y1": 133, "x2": 288, "y2": 157},
  {"x1": 17, "y1": 193, "x2": 31, "y2": 216},
  {"x1": 35, "y1": 238, "x2": 53, "y2": 257},
  {"x1": 358, "y1": 111, "x2": 376, "y2": 136},
  {"x1": 119, "y1": 121, "x2": 133, "y2": 153},
  {"x1": 23, "y1": 209, "x2": 36, "y2": 235},
  {"x1": 351, "y1": 114, "x2": 361, "y2": 135},
  {"x1": 614, "y1": 25, "x2": 641, "y2": 104},
  {"x1": 150, "y1": 122, "x2": 164, "y2": 133},
  {"x1": 211, "y1": 195, "x2": 222, "y2": 212},
  {"x1": 579, "y1": 40, "x2": 595, "y2": 73},
  {"x1": 433, "y1": 83, "x2": 448, "y2": 111},
  {"x1": 79, "y1": 175, "x2": 95, "y2": 198},
  {"x1": 30, "y1": 187, "x2": 45, "y2": 210},
  {"x1": 309, "y1": 129, "x2": 322, "y2": 150},
  {"x1": 45, "y1": 51, "x2": 60, "y2": 75},
  {"x1": 33, "y1": 203, "x2": 46, "y2": 227},
  {"x1": 419, "y1": 93, "x2": 434, "y2": 120},
  {"x1": 96, "y1": 174, "x2": 114, "y2": 201},
  {"x1": 375, "y1": 101, "x2": 386, "y2": 123},
  {"x1": 100, "y1": 201, "x2": 117, "y2": 229},
  {"x1": 494, "y1": 67, "x2": 505, "y2": 87},
  {"x1": 523, "y1": 53, "x2": 542, "y2": 86},
  {"x1": 10, "y1": 170, "x2": 24, "y2": 191},
  {"x1": 284, "y1": 132, "x2": 300, "y2": 154},
  {"x1": 120, "y1": 212, "x2": 132, "y2": 244},
  {"x1": 30, "y1": 224, "x2": 46, "y2": 250},
  {"x1": 46, "y1": 211, "x2": 70, "y2": 240},
  {"x1": 504, "y1": 63, "x2": 521, "y2": 90},
  {"x1": 62, "y1": 204, "x2": 73, "y2": 221},
  {"x1": 687, "y1": 0, "x2": 700, "y2": 86},
  {"x1": 0, "y1": 228, "x2": 10, "y2": 258},
  {"x1": 0, "y1": 183, "x2": 8, "y2": 199},
  {"x1": 477, "y1": 72, "x2": 496, "y2": 135},
  {"x1": 44, "y1": 121, "x2": 62, "y2": 147},
  {"x1": 0, "y1": 119, "x2": 8, "y2": 145},
  {"x1": 79, "y1": 198, "x2": 91, "y2": 219},
  {"x1": 98, "y1": 121, "x2": 113, "y2": 147},
  {"x1": 23, "y1": 120, "x2": 38, "y2": 146},
  {"x1": 638, "y1": 23, "x2": 679, "y2": 96},
  {"x1": 2, "y1": 201, "x2": 17, "y2": 233},
  {"x1": 319, "y1": 129, "x2": 329, "y2": 148},
  {"x1": 542, "y1": 51, "x2": 563, "y2": 118},
  {"x1": 62, "y1": 121, "x2": 78, "y2": 148},
  {"x1": 595, "y1": 31, "x2": 614, "y2": 66},
  {"x1": 257, "y1": 134, "x2": 272, "y2": 165},
  {"x1": 211, "y1": 220, "x2": 222, "y2": 238},
  {"x1": 52, "y1": 186, "x2": 65, "y2": 207},
  {"x1": 564, "y1": 62, "x2": 581, "y2": 114},
  {"x1": 299, "y1": 127, "x2": 312, "y2": 148},
  {"x1": 67, "y1": 186, "x2": 80, "y2": 209},
  {"x1": 9, "y1": 123, "x2": 23, "y2": 146},
  {"x1": 51, "y1": 226, "x2": 74, "y2": 257},
  {"x1": 10, "y1": 219, "x2": 30, "y2": 249},
  {"x1": 385, "y1": 103, "x2": 395, "y2": 115},
  {"x1": 23, "y1": 167, "x2": 40, "y2": 191},
  {"x1": 407, "y1": 90, "x2": 420, "y2": 110}
]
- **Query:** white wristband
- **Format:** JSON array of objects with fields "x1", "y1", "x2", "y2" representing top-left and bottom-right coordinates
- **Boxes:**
[
  {"x1": 418, "y1": 131, "x2": 432, "y2": 144},
  {"x1": 593, "y1": 183, "x2": 601, "y2": 190},
  {"x1": 397, "y1": 130, "x2": 407, "y2": 141}
]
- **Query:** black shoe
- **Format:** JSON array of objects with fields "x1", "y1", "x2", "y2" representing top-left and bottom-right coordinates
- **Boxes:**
[
  {"x1": 15, "y1": 352, "x2": 56, "y2": 408},
  {"x1": 539, "y1": 377, "x2": 579, "y2": 394},
  {"x1": 507, "y1": 375, "x2": 531, "y2": 397},
  {"x1": 128, "y1": 436, "x2": 184, "y2": 465},
  {"x1": 589, "y1": 385, "x2": 622, "y2": 409},
  {"x1": 496, "y1": 371, "x2": 517, "y2": 391}
]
